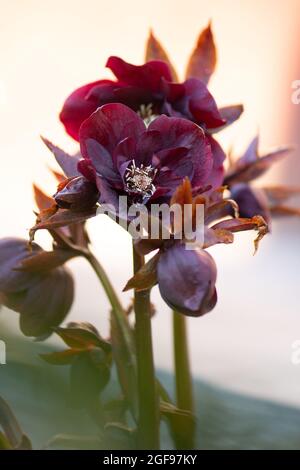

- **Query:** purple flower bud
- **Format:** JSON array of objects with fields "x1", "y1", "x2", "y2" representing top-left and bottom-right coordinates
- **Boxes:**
[
  {"x1": 0, "y1": 238, "x2": 74, "y2": 337},
  {"x1": 157, "y1": 243, "x2": 217, "y2": 317},
  {"x1": 230, "y1": 183, "x2": 271, "y2": 224},
  {"x1": 54, "y1": 176, "x2": 99, "y2": 211}
]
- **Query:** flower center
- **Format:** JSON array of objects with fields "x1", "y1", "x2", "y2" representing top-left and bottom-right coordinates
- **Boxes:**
[
  {"x1": 138, "y1": 104, "x2": 157, "y2": 126},
  {"x1": 125, "y1": 160, "x2": 157, "y2": 199}
]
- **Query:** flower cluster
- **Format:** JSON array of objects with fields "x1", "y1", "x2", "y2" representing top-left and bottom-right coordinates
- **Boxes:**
[
  {"x1": 0, "y1": 23, "x2": 298, "y2": 336},
  {"x1": 1, "y1": 24, "x2": 299, "y2": 452}
]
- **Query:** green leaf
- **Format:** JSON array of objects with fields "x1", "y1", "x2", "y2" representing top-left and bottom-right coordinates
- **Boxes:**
[
  {"x1": 0, "y1": 395, "x2": 32, "y2": 449},
  {"x1": 0, "y1": 431, "x2": 13, "y2": 449},
  {"x1": 54, "y1": 323, "x2": 111, "y2": 352},
  {"x1": 110, "y1": 316, "x2": 138, "y2": 420},
  {"x1": 70, "y1": 352, "x2": 110, "y2": 409}
]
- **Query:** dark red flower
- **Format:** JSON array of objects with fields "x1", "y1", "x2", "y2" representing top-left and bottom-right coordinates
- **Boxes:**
[
  {"x1": 0, "y1": 238, "x2": 74, "y2": 337},
  {"x1": 60, "y1": 56, "x2": 225, "y2": 141},
  {"x1": 157, "y1": 242, "x2": 217, "y2": 317},
  {"x1": 77, "y1": 103, "x2": 220, "y2": 210}
]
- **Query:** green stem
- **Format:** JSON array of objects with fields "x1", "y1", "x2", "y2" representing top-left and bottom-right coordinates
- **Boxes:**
[
  {"x1": 133, "y1": 246, "x2": 160, "y2": 449},
  {"x1": 85, "y1": 251, "x2": 138, "y2": 419},
  {"x1": 173, "y1": 310, "x2": 196, "y2": 449},
  {"x1": 86, "y1": 251, "x2": 132, "y2": 348}
]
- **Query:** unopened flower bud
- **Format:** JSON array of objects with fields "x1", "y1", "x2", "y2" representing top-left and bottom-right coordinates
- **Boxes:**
[
  {"x1": 231, "y1": 183, "x2": 270, "y2": 224},
  {"x1": 54, "y1": 176, "x2": 99, "y2": 211},
  {"x1": 0, "y1": 238, "x2": 74, "y2": 337},
  {"x1": 157, "y1": 243, "x2": 217, "y2": 317}
]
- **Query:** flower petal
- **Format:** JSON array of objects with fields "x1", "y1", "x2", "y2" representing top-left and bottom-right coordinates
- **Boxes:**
[
  {"x1": 208, "y1": 104, "x2": 244, "y2": 134},
  {"x1": 185, "y1": 78, "x2": 225, "y2": 129},
  {"x1": 19, "y1": 267, "x2": 74, "y2": 337},
  {"x1": 106, "y1": 56, "x2": 173, "y2": 92},
  {"x1": 80, "y1": 104, "x2": 145, "y2": 164},
  {"x1": 0, "y1": 238, "x2": 42, "y2": 293},
  {"x1": 148, "y1": 115, "x2": 213, "y2": 187},
  {"x1": 60, "y1": 80, "x2": 114, "y2": 141},
  {"x1": 135, "y1": 130, "x2": 163, "y2": 166},
  {"x1": 206, "y1": 136, "x2": 226, "y2": 190}
]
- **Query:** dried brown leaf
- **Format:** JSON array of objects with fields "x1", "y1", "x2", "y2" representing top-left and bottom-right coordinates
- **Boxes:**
[
  {"x1": 185, "y1": 22, "x2": 216, "y2": 84},
  {"x1": 123, "y1": 252, "x2": 160, "y2": 292},
  {"x1": 145, "y1": 30, "x2": 178, "y2": 81}
]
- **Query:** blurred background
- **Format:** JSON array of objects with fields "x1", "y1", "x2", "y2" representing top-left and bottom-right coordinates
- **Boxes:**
[{"x1": 1, "y1": 0, "x2": 300, "y2": 408}]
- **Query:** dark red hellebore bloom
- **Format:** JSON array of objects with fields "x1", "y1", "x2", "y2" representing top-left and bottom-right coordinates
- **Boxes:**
[
  {"x1": 60, "y1": 56, "x2": 225, "y2": 142},
  {"x1": 77, "y1": 103, "x2": 223, "y2": 210}
]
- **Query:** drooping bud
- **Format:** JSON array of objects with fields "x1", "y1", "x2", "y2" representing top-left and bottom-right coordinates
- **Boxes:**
[
  {"x1": 0, "y1": 238, "x2": 74, "y2": 337},
  {"x1": 157, "y1": 242, "x2": 217, "y2": 317},
  {"x1": 231, "y1": 183, "x2": 271, "y2": 224},
  {"x1": 54, "y1": 176, "x2": 99, "y2": 211}
]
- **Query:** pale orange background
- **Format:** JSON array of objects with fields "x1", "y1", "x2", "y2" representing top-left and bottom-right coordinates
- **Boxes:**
[{"x1": 1, "y1": 0, "x2": 300, "y2": 405}]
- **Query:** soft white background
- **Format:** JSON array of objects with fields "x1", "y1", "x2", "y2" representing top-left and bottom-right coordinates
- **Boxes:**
[{"x1": 1, "y1": 0, "x2": 300, "y2": 406}]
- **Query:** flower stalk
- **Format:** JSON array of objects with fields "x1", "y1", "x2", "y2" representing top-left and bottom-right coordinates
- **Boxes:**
[
  {"x1": 85, "y1": 250, "x2": 138, "y2": 419},
  {"x1": 173, "y1": 310, "x2": 196, "y2": 449},
  {"x1": 133, "y1": 245, "x2": 160, "y2": 449},
  {"x1": 85, "y1": 250, "x2": 133, "y2": 349}
]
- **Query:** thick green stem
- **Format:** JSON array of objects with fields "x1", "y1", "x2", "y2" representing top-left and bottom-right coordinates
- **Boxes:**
[
  {"x1": 133, "y1": 246, "x2": 160, "y2": 449},
  {"x1": 85, "y1": 251, "x2": 138, "y2": 419},
  {"x1": 86, "y1": 252, "x2": 132, "y2": 348},
  {"x1": 173, "y1": 310, "x2": 196, "y2": 449}
]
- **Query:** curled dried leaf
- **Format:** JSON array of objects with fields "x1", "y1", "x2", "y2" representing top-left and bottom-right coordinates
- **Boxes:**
[
  {"x1": 205, "y1": 199, "x2": 239, "y2": 224},
  {"x1": 30, "y1": 206, "x2": 97, "y2": 242},
  {"x1": 203, "y1": 227, "x2": 234, "y2": 248},
  {"x1": 212, "y1": 215, "x2": 269, "y2": 253}
]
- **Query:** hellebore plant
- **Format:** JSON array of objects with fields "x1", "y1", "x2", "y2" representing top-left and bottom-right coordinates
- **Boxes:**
[{"x1": 0, "y1": 24, "x2": 299, "y2": 450}]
